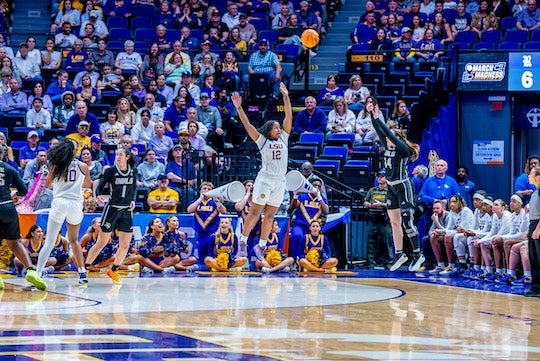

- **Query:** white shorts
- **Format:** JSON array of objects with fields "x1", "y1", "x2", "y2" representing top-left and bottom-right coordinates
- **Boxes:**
[
  {"x1": 48, "y1": 197, "x2": 84, "y2": 225},
  {"x1": 253, "y1": 174, "x2": 286, "y2": 208}
]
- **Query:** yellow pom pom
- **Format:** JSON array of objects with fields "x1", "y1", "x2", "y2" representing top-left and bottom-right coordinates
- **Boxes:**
[
  {"x1": 216, "y1": 252, "x2": 230, "y2": 270},
  {"x1": 301, "y1": 29, "x2": 320, "y2": 49},
  {"x1": 265, "y1": 249, "x2": 282, "y2": 267},
  {"x1": 306, "y1": 248, "x2": 320, "y2": 267}
]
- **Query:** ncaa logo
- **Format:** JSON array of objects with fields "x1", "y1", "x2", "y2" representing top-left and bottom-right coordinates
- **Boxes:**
[{"x1": 526, "y1": 108, "x2": 540, "y2": 128}]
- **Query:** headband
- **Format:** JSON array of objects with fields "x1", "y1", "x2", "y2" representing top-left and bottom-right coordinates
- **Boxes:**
[{"x1": 511, "y1": 194, "x2": 523, "y2": 205}]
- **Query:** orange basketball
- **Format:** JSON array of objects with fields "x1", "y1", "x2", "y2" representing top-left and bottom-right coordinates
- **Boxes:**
[{"x1": 301, "y1": 29, "x2": 320, "y2": 48}]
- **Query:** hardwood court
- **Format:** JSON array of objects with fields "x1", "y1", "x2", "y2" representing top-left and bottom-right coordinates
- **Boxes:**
[{"x1": 1, "y1": 270, "x2": 539, "y2": 361}]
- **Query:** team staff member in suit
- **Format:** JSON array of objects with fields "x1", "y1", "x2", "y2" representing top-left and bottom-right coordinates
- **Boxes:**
[
  {"x1": 0, "y1": 146, "x2": 46, "y2": 290},
  {"x1": 525, "y1": 166, "x2": 540, "y2": 297},
  {"x1": 187, "y1": 181, "x2": 227, "y2": 264},
  {"x1": 370, "y1": 97, "x2": 424, "y2": 272},
  {"x1": 35, "y1": 139, "x2": 92, "y2": 289},
  {"x1": 231, "y1": 82, "x2": 292, "y2": 252},
  {"x1": 84, "y1": 146, "x2": 138, "y2": 284}
]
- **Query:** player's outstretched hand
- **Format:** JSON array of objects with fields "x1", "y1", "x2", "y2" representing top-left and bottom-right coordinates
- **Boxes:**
[
  {"x1": 231, "y1": 92, "x2": 242, "y2": 108},
  {"x1": 279, "y1": 82, "x2": 288, "y2": 97}
]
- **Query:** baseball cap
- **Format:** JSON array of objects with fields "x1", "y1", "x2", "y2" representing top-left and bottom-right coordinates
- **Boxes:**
[
  {"x1": 78, "y1": 120, "x2": 90, "y2": 127},
  {"x1": 377, "y1": 169, "x2": 386, "y2": 177},
  {"x1": 200, "y1": 92, "x2": 210, "y2": 98},
  {"x1": 173, "y1": 144, "x2": 183, "y2": 149},
  {"x1": 239, "y1": 13, "x2": 247, "y2": 19},
  {"x1": 157, "y1": 173, "x2": 168, "y2": 180},
  {"x1": 178, "y1": 128, "x2": 189, "y2": 135},
  {"x1": 201, "y1": 39, "x2": 211, "y2": 46},
  {"x1": 19, "y1": 42, "x2": 28, "y2": 48},
  {"x1": 212, "y1": 9, "x2": 220, "y2": 15},
  {"x1": 181, "y1": 71, "x2": 191, "y2": 77},
  {"x1": 259, "y1": 38, "x2": 269, "y2": 45},
  {"x1": 401, "y1": 27, "x2": 412, "y2": 34},
  {"x1": 89, "y1": 10, "x2": 99, "y2": 18},
  {"x1": 27, "y1": 130, "x2": 39, "y2": 138},
  {"x1": 85, "y1": 59, "x2": 94, "y2": 65},
  {"x1": 90, "y1": 135, "x2": 102, "y2": 143}
]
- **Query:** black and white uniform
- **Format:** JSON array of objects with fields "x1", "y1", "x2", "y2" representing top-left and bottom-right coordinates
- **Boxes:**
[
  {"x1": 98, "y1": 165, "x2": 138, "y2": 233},
  {"x1": 0, "y1": 161, "x2": 27, "y2": 240}
]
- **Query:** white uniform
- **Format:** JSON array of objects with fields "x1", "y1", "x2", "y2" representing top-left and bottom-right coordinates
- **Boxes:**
[
  {"x1": 49, "y1": 160, "x2": 85, "y2": 225},
  {"x1": 252, "y1": 132, "x2": 289, "y2": 207}
]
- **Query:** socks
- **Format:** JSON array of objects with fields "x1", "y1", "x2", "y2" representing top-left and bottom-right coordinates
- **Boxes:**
[
  {"x1": 78, "y1": 267, "x2": 86, "y2": 273},
  {"x1": 239, "y1": 235, "x2": 248, "y2": 244}
]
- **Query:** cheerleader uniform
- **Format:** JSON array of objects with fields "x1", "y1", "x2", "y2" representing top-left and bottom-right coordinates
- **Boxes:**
[{"x1": 191, "y1": 197, "x2": 221, "y2": 262}]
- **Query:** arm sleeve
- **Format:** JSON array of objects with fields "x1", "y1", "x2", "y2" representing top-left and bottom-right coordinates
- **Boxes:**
[{"x1": 96, "y1": 167, "x2": 113, "y2": 196}]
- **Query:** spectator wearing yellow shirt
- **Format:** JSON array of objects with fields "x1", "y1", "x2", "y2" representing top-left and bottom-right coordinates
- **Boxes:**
[
  {"x1": 66, "y1": 120, "x2": 91, "y2": 155},
  {"x1": 147, "y1": 174, "x2": 180, "y2": 214}
]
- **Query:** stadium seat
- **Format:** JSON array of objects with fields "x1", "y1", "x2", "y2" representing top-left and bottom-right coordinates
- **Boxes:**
[
  {"x1": 131, "y1": 16, "x2": 154, "y2": 29},
  {"x1": 417, "y1": 61, "x2": 438, "y2": 72},
  {"x1": 107, "y1": 16, "x2": 128, "y2": 29},
  {"x1": 473, "y1": 41, "x2": 495, "y2": 50},
  {"x1": 455, "y1": 30, "x2": 477, "y2": 45},
  {"x1": 297, "y1": 132, "x2": 324, "y2": 152},
  {"x1": 480, "y1": 30, "x2": 502, "y2": 43},
  {"x1": 276, "y1": 44, "x2": 299, "y2": 63},
  {"x1": 343, "y1": 160, "x2": 371, "y2": 190},
  {"x1": 500, "y1": 16, "x2": 517, "y2": 31},
  {"x1": 350, "y1": 43, "x2": 370, "y2": 52},
  {"x1": 318, "y1": 145, "x2": 348, "y2": 166},
  {"x1": 504, "y1": 30, "x2": 529, "y2": 44},
  {"x1": 523, "y1": 41, "x2": 540, "y2": 50},
  {"x1": 131, "y1": 5, "x2": 157, "y2": 18},
  {"x1": 386, "y1": 72, "x2": 410, "y2": 85},
  {"x1": 134, "y1": 28, "x2": 155, "y2": 42},
  {"x1": 380, "y1": 83, "x2": 405, "y2": 97},
  {"x1": 392, "y1": 62, "x2": 414, "y2": 74},
  {"x1": 313, "y1": 159, "x2": 341, "y2": 179},
  {"x1": 326, "y1": 133, "x2": 355, "y2": 148},
  {"x1": 361, "y1": 72, "x2": 385, "y2": 87},
  {"x1": 376, "y1": 95, "x2": 397, "y2": 110},
  {"x1": 498, "y1": 41, "x2": 521, "y2": 50},
  {"x1": 368, "y1": 61, "x2": 391, "y2": 74},
  {"x1": 289, "y1": 145, "x2": 317, "y2": 164},
  {"x1": 259, "y1": 30, "x2": 279, "y2": 45},
  {"x1": 531, "y1": 29, "x2": 540, "y2": 41},
  {"x1": 109, "y1": 27, "x2": 133, "y2": 42}
]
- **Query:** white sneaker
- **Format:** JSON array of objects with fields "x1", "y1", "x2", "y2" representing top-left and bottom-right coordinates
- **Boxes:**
[
  {"x1": 163, "y1": 266, "x2": 176, "y2": 274},
  {"x1": 127, "y1": 263, "x2": 140, "y2": 272},
  {"x1": 142, "y1": 266, "x2": 154, "y2": 274},
  {"x1": 281, "y1": 266, "x2": 291, "y2": 273},
  {"x1": 261, "y1": 267, "x2": 271, "y2": 274},
  {"x1": 186, "y1": 264, "x2": 199, "y2": 272},
  {"x1": 389, "y1": 253, "x2": 408, "y2": 271},
  {"x1": 408, "y1": 253, "x2": 426, "y2": 272}
]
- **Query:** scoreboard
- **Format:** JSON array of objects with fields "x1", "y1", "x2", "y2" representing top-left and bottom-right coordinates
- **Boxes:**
[{"x1": 508, "y1": 53, "x2": 540, "y2": 91}]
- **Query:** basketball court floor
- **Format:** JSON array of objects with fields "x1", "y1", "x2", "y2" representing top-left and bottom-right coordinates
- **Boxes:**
[{"x1": 1, "y1": 269, "x2": 539, "y2": 361}]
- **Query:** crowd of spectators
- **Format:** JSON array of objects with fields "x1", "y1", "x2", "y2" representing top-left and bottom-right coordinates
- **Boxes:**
[{"x1": 350, "y1": 0, "x2": 540, "y2": 62}]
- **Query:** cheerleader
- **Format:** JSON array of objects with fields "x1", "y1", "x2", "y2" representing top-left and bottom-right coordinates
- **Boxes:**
[
  {"x1": 163, "y1": 215, "x2": 198, "y2": 272},
  {"x1": 50, "y1": 232, "x2": 70, "y2": 270},
  {"x1": 137, "y1": 218, "x2": 177, "y2": 274},
  {"x1": 254, "y1": 220, "x2": 294, "y2": 273},
  {"x1": 80, "y1": 217, "x2": 115, "y2": 272},
  {"x1": 16, "y1": 225, "x2": 55, "y2": 275},
  {"x1": 234, "y1": 179, "x2": 261, "y2": 257},
  {"x1": 298, "y1": 221, "x2": 338, "y2": 273},
  {"x1": 187, "y1": 181, "x2": 227, "y2": 264},
  {"x1": 231, "y1": 82, "x2": 292, "y2": 252},
  {"x1": 204, "y1": 217, "x2": 247, "y2": 272},
  {"x1": 35, "y1": 139, "x2": 92, "y2": 289},
  {"x1": 289, "y1": 177, "x2": 329, "y2": 261},
  {"x1": 84, "y1": 146, "x2": 138, "y2": 284},
  {"x1": 370, "y1": 98, "x2": 423, "y2": 271}
]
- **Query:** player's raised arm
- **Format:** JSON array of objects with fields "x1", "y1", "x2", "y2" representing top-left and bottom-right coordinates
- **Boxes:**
[{"x1": 231, "y1": 92, "x2": 260, "y2": 142}]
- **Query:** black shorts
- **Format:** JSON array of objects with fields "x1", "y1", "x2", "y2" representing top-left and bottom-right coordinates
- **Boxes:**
[
  {"x1": 0, "y1": 203, "x2": 21, "y2": 241},
  {"x1": 100, "y1": 204, "x2": 133, "y2": 233},
  {"x1": 387, "y1": 179, "x2": 416, "y2": 210}
]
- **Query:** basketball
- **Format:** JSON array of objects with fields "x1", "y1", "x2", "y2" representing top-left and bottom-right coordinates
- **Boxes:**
[{"x1": 301, "y1": 29, "x2": 320, "y2": 48}]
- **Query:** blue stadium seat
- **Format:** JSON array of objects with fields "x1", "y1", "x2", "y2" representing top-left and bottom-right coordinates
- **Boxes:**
[
  {"x1": 109, "y1": 27, "x2": 133, "y2": 42},
  {"x1": 500, "y1": 16, "x2": 517, "y2": 31},
  {"x1": 524, "y1": 41, "x2": 540, "y2": 50},
  {"x1": 131, "y1": 5, "x2": 157, "y2": 18},
  {"x1": 190, "y1": 29, "x2": 204, "y2": 40},
  {"x1": 498, "y1": 41, "x2": 521, "y2": 50},
  {"x1": 318, "y1": 145, "x2": 348, "y2": 166},
  {"x1": 351, "y1": 145, "x2": 378, "y2": 160},
  {"x1": 289, "y1": 145, "x2": 317, "y2": 164},
  {"x1": 132, "y1": 143, "x2": 146, "y2": 154},
  {"x1": 314, "y1": 159, "x2": 340, "y2": 179},
  {"x1": 327, "y1": 133, "x2": 355, "y2": 148},
  {"x1": 480, "y1": 30, "x2": 502, "y2": 43},
  {"x1": 531, "y1": 29, "x2": 540, "y2": 41},
  {"x1": 106, "y1": 41, "x2": 125, "y2": 52},
  {"x1": 107, "y1": 16, "x2": 128, "y2": 29},
  {"x1": 361, "y1": 72, "x2": 385, "y2": 86},
  {"x1": 166, "y1": 29, "x2": 181, "y2": 43},
  {"x1": 343, "y1": 160, "x2": 371, "y2": 190},
  {"x1": 259, "y1": 30, "x2": 279, "y2": 45},
  {"x1": 132, "y1": 16, "x2": 154, "y2": 29},
  {"x1": 473, "y1": 41, "x2": 495, "y2": 50},
  {"x1": 350, "y1": 43, "x2": 370, "y2": 52},
  {"x1": 276, "y1": 43, "x2": 299, "y2": 63},
  {"x1": 134, "y1": 28, "x2": 155, "y2": 42},
  {"x1": 376, "y1": 95, "x2": 397, "y2": 110},
  {"x1": 448, "y1": 42, "x2": 470, "y2": 51},
  {"x1": 10, "y1": 140, "x2": 28, "y2": 150},
  {"x1": 369, "y1": 62, "x2": 391, "y2": 74},
  {"x1": 380, "y1": 83, "x2": 405, "y2": 97},
  {"x1": 455, "y1": 30, "x2": 477, "y2": 45},
  {"x1": 504, "y1": 30, "x2": 529, "y2": 44}
]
